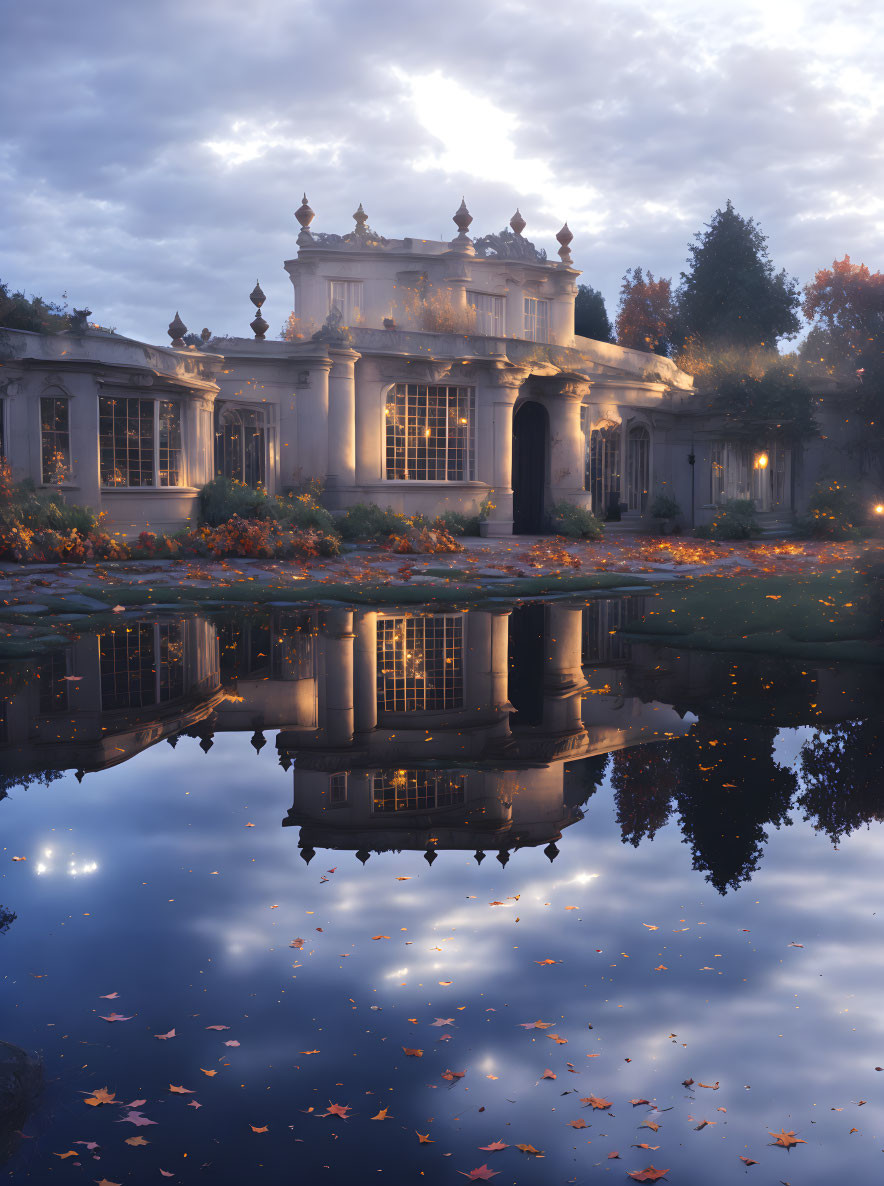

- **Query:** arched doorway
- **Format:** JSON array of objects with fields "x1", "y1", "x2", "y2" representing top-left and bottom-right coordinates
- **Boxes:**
[
  {"x1": 215, "y1": 405, "x2": 267, "y2": 489},
  {"x1": 512, "y1": 401, "x2": 548, "y2": 533}
]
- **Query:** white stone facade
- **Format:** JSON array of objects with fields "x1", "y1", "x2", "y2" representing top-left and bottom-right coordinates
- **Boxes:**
[{"x1": 1, "y1": 202, "x2": 825, "y2": 536}]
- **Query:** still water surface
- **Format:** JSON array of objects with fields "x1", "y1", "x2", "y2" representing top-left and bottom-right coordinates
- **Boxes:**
[{"x1": 1, "y1": 598, "x2": 882, "y2": 1184}]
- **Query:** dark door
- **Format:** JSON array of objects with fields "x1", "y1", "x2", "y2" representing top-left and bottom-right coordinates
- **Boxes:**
[{"x1": 512, "y1": 401, "x2": 548, "y2": 533}]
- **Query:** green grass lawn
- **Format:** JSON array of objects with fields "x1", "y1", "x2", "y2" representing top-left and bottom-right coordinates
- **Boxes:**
[{"x1": 622, "y1": 572, "x2": 882, "y2": 663}]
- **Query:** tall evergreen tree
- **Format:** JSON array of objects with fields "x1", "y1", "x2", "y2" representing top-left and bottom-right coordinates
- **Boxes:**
[
  {"x1": 676, "y1": 201, "x2": 800, "y2": 352},
  {"x1": 574, "y1": 284, "x2": 614, "y2": 343}
]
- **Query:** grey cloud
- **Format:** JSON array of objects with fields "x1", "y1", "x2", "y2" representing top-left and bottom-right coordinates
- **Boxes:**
[{"x1": 2, "y1": 0, "x2": 882, "y2": 340}]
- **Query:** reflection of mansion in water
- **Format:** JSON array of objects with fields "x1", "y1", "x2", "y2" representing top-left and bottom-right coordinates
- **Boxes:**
[{"x1": 2, "y1": 601, "x2": 693, "y2": 859}]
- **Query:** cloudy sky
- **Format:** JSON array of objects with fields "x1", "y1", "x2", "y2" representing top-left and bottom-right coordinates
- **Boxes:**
[{"x1": 3, "y1": 0, "x2": 882, "y2": 343}]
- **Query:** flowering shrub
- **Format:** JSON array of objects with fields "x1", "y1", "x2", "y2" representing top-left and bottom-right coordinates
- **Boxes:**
[
  {"x1": 550, "y1": 502, "x2": 605, "y2": 540},
  {"x1": 388, "y1": 526, "x2": 463, "y2": 554},
  {"x1": 177, "y1": 516, "x2": 340, "y2": 559},
  {"x1": 0, "y1": 522, "x2": 128, "y2": 563},
  {"x1": 795, "y1": 480, "x2": 863, "y2": 540},
  {"x1": 694, "y1": 499, "x2": 761, "y2": 540}
]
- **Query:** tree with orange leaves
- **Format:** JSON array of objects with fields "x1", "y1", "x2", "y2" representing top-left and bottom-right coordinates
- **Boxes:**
[
  {"x1": 803, "y1": 255, "x2": 884, "y2": 453},
  {"x1": 615, "y1": 267, "x2": 675, "y2": 356},
  {"x1": 802, "y1": 255, "x2": 884, "y2": 372}
]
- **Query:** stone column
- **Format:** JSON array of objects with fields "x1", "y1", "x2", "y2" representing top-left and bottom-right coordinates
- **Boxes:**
[
  {"x1": 549, "y1": 384, "x2": 592, "y2": 509},
  {"x1": 326, "y1": 347, "x2": 360, "y2": 507},
  {"x1": 490, "y1": 609, "x2": 511, "y2": 712},
  {"x1": 354, "y1": 609, "x2": 378, "y2": 734},
  {"x1": 322, "y1": 608, "x2": 355, "y2": 746},
  {"x1": 296, "y1": 355, "x2": 332, "y2": 484},
  {"x1": 479, "y1": 365, "x2": 524, "y2": 537}
]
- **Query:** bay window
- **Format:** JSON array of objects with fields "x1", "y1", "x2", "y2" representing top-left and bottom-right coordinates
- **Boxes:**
[
  {"x1": 523, "y1": 296, "x2": 550, "y2": 342},
  {"x1": 467, "y1": 291, "x2": 506, "y2": 336},
  {"x1": 385, "y1": 384, "x2": 474, "y2": 481},
  {"x1": 99, "y1": 397, "x2": 182, "y2": 487}
]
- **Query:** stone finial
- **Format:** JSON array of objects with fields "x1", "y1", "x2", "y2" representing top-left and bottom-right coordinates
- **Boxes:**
[
  {"x1": 355, "y1": 849, "x2": 371, "y2": 865},
  {"x1": 296, "y1": 193, "x2": 315, "y2": 246},
  {"x1": 200, "y1": 327, "x2": 211, "y2": 343},
  {"x1": 544, "y1": 840, "x2": 560, "y2": 863},
  {"x1": 168, "y1": 311, "x2": 187, "y2": 348},
  {"x1": 510, "y1": 208, "x2": 526, "y2": 236},
  {"x1": 556, "y1": 222, "x2": 573, "y2": 265},
  {"x1": 450, "y1": 196, "x2": 475, "y2": 255},
  {"x1": 300, "y1": 845, "x2": 315, "y2": 865},
  {"x1": 453, "y1": 197, "x2": 472, "y2": 235},
  {"x1": 353, "y1": 202, "x2": 368, "y2": 233},
  {"x1": 474, "y1": 849, "x2": 486, "y2": 864},
  {"x1": 249, "y1": 280, "x2": 269, "y2": 340},
  {"x1": 497, "y1": 848, "x2": 510, "y2": 867},
  {"x1": 279, "y1": 753, "x2": 292, "y2": 772},
  {"x1": 424, "y1": 847, "x2": 438, "y2": 866},
  {"x1": 295, "y1": 193, "x2": 315, "y2": 229}
]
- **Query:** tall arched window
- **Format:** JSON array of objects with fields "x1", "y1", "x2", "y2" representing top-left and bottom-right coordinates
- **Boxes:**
[
  {"x1": 215, "y1": 406, "x2": 266, "y2": 488},
  {"x1": 626, "y1": 425, "x2": 650, "y2": 512},
  {"x1": 585, "y1": 422, "x2": 621, "y2": 519}
]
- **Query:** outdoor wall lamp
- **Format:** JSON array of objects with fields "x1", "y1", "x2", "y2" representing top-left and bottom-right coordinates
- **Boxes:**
[{"x1": 754, "y1": 452, "x2": 769, "y2": 469}]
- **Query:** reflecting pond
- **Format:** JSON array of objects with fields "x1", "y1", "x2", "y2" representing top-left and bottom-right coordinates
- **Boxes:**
[{"x1": 1, "y1": 597, "x2": 882, "y2": 1184}]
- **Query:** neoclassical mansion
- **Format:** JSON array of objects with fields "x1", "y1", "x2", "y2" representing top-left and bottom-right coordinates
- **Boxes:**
[{"x1": 1, "y1": 198, "x2": 832, "y2": 537}]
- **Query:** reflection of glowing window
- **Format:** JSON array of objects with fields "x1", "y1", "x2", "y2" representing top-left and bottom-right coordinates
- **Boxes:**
[
  {"x1": 328, "y1": 772, "x2": 348, "y2": 805},
  {"x1": 99, "y1": 623, "x2": 185, "y2": 710},
  {"x1": 385, "y1": 384, "x2": 475, "y2": 481},
  {"x1": 377, "y1": 615, "x2": 463, "y2": 711},
  {"x1": 372, "y1": 769, "x2": 466, "y2": 813},
  {"x1": 586, "y1": 422, "x2": 621, "y2": 518},
  {"x1": 582, "y1": 596, "x2": 647, "y2": 665},
  {"x1": 38, "y1": 651, "x2": 69, "y2": 714}
]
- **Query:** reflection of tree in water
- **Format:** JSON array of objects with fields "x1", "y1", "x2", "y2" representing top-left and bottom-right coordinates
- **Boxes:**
[
  {"x1": 0, "y1": 906, "x2": 15, "y2": 934},
  {"x1": 799, "y1": 720, "x2": 884, "y2": 842},
  {"x1": 673, "y1": 722, "x2": 796, "y2": 893},
  {"x1": 564, "y1": 753, "x2": 609, "y2": 810},
  {"x1": 610, "y1": 723, "x2": 796, "y2": 893},
  {"x1": 611, "y1": 742, "x2": 677, "y2": 846}
]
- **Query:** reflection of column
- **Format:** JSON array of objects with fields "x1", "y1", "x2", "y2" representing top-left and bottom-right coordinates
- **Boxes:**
[
  {"x1": 465, "y1": 611, "x2": 491, "y2": 709},
  {"x1": 322, "y1": 609, "x2": 355, "y2": 746},
  {"x1": 326, "y1": 348, "x2": 360, "y2": 505},
  {"x1": 544, "y1": 606, "x2": 586, "y2": 735},
  {"x1": 490, "y1": 610, "x2": 510, "y2": 712},
  {"x1": 354, "y1": 610, "x2": 378, "y2": 734},
  {"x1": 480, "y1": 366, "x2": 523, "y2": 536},
  {"x1": 549, "y1": 387, "x2": 591, "y2": 507}
]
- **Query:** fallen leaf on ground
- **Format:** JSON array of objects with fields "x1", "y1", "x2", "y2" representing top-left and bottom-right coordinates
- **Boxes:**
[
  {"x1": 582, "y1": 1095, "x2": 612, "y2": 1110},
  {"x1": 321, "y1": 1103, "x2": 351, "y2": 1119},
  {"x1": 627, "y1": 1167, "x2": 670, "y2": 1182},
  {"x1": 567, "y1": 1119, "x2": 587, "y2": 1129}
]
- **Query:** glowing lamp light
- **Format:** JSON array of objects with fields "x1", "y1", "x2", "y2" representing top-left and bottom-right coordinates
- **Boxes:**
[
  {"x1": 874, "y1": 503, "x2": 884, "y2": 515},
  {"x1": 754, "y1": 452, "x2": 769, "y2": 470}
]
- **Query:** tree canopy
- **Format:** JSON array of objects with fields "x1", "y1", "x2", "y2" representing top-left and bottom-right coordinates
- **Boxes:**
[
  {"x1": 0, "y1": 280, "x2": 68, "y2": 333},
  {"x1": 676, "y1": 201, "x2": 801, "y2": 353},
  {"x1": 573, "y1": 284, "x2": 614, "y2": 343},
  {"x1": 615, "y1": 267, "x2": 675, "y2": 355}
]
